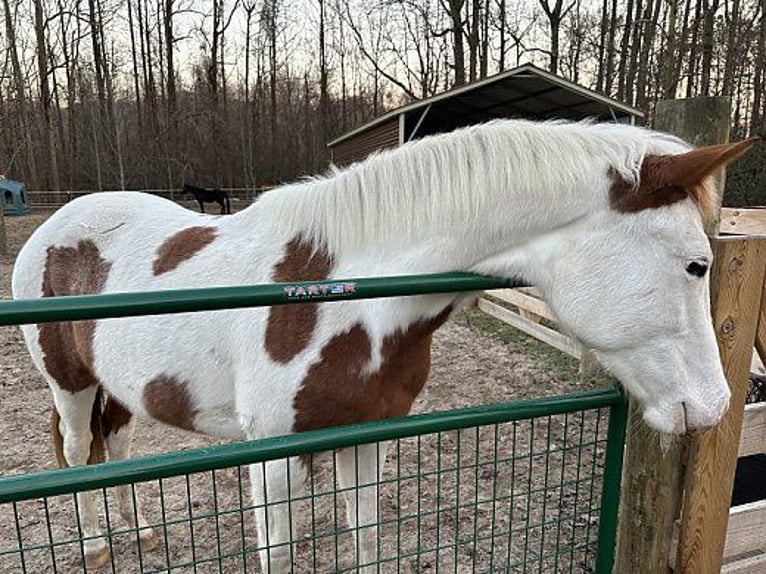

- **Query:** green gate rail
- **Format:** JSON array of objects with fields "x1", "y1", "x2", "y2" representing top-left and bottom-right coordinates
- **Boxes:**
[
  {"x1": 0, "y1": 272, "x2": 518, "y2": 325},
  {"x1": 0, "y1": 271, "x2": 627, "y2": 573}
]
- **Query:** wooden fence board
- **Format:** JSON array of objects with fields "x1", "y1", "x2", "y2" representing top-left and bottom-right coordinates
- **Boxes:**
[
  {"x1": 720, "y1": 207, "x2": 766, "y2": 236},
  {"x1": 723, "y1": 500, "x2": 766, "y2": 560},
  {"x1": 476, "y1": 298, "x2": 582, "y2": 359},
  {"x1": 721, "y1": 553, "x2": 766, "y2": 574},
  {"x1": 739, "y1": 402, "x2": 766, "y2": 458},
  {"x1": 483, "y1": 288, "x2": 558, "y2": 323}
]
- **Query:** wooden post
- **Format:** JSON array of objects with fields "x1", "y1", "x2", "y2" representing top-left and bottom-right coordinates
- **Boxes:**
[
  {"x1": 614, "y1": 97, "x2": 731, "y2": 574},
  {"x1": 653, "y1": 96, "x2": 731, "y2": 235},
  {"x1": 676, "y1": 237, "x2": 766, "y2": 573}
]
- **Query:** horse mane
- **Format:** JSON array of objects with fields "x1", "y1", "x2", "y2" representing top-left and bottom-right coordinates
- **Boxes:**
[{"x1": 260, "y1": 120, "x2": 692, "y2": 258}]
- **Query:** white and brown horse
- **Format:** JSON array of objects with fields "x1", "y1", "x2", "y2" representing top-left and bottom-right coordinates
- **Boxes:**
[{"x1": 12, "y1": 119, "x2": 753, "y2": 571}]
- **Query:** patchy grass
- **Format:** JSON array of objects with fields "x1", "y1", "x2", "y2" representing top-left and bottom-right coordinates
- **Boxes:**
[{"x1": 454, "y1": 308, "x2": 619, "y2": 391}]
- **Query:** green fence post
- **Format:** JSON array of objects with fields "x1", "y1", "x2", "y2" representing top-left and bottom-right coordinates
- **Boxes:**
[{"x1": 595, "y1": 389, "x2": 628, "y2": 574}]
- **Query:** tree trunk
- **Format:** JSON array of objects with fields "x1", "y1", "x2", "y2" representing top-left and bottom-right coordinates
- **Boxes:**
[
  {"x1": 538, "y1": 0, "x2": 573, "y2": 75},
  {"x1": 445, "y1": 0, "x2": 466, "y2": 85},
  {"x1": 468, "y1": 0, "x2": 480, "y2": 81},
  {"x1": 34, "y1": 0, "x2": 59, "y2": 190},
  {"x1": 617, "y1": 0, "x2": 634, "y2": 100},
  {"x1": 661, "y1": 0, "x2": 679, "y2": 99},
  {"x1": 750, "y1": 0, "x2": 766, "y2": 134},
  {"x1": 686, "y1": 0, "x2": 703, "y2": 96},
  {"x1": 700, "y1": 0, "x2": 720, "y2": 96},
  {"x1": 603, "y1": 0, "x2": 618, "y2": 95},
  {"x1": 318, "y1": 0, "x2": 329, "y2": 151},
  {"x1": 625, "y1": 0, "x2": 643, "y2": 104},
  {"x1": 164, "y1": 0, "x2": 176, "y2": 145},
  {"x1": 498, "y1": 0, "x2": 507, "y2": 70},
  {"x1": 596, "y1": 0, "x2": 609, "y2": 91},
  {"x1": 3, "y1": 0, "x2": 38, "y2": 188},
  {"x1": 127, "y1": 0, "x2": 143, "y2": 145},
  {"x1": 722, "y1": 0, "x2": 740, "y2": 96}
]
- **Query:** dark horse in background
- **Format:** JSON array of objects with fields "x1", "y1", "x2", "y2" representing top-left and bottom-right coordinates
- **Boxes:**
[{"x1": 182, "y1": 183, "x2": 231, "y2": 214}]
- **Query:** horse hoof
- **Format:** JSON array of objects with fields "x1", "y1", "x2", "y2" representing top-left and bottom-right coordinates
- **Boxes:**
[
  {"x1": 139, "y1": 529, "x2": 159, "y2": 552},
  {"x1": 85, "y1": 546, "x2": 111, "y2": 569}
]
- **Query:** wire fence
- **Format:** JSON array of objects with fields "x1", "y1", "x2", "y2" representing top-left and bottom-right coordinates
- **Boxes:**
[{"x1": 0, "y1": 389, "x2": 626, "y2": 573}]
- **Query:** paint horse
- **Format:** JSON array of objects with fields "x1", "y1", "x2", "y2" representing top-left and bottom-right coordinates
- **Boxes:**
[
  {"x1": 182, "y1": 183, "x2": 231, "y2": 214},
  {"x1": 12, "y1": 120, "x2": 754, "y2": 572}
]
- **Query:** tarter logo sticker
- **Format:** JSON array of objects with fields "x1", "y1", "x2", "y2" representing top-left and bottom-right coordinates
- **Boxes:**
[{"x1": 283, "y1": 282, "x2": 357, "y2": 300}]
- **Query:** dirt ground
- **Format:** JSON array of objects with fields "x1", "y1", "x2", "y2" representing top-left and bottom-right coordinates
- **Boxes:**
[{"x1": 0, "y1": 212, "x2": 608, "y2": 573}]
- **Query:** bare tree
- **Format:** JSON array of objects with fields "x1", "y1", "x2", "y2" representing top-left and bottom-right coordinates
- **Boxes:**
[
  {"x1": 751, "y1": 0, "x2": 765, "y2": 133},
  {"x1": 34, "y1": 0, "x2": 59, "y2": 190},
  {"x1": 442, "y1": 0, "x2": 466, "y2": 85},
  {"x1": 699, "y1": 0, "x2": 721, "y2": 95},
  {"x1": 3, "y1": 0, "x2": 38, "y2": 188},
  {"x1": 537, "y1": 0, "x2": 576, "y2": 74}
]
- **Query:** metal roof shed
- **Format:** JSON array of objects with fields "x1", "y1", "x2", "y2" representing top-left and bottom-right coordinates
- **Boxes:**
[{"x1": 328, "y1": 63, "x2": 643, "y2": 167}]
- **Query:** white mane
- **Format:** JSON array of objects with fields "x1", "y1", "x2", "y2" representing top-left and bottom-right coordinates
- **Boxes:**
[{"x1": 255, "y1": 119, "x2": 690, "y2": 258}]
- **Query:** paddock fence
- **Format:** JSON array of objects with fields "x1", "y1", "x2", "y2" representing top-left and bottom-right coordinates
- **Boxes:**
[
  {"x1": 0, "y1": 273, "x2": 628, "y2": 573},
  {"x1": 24, "y1": 188, "x2": 269, "y2": 211}
]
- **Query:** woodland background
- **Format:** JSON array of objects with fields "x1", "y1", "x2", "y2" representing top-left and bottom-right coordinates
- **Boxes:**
[{"x1": 0, "y1": 0, "x2": 765, "y2": 206}]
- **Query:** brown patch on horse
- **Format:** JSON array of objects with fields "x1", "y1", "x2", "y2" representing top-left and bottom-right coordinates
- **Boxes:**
[
  {"x1": 143, "y1": 375, "x2": 198, "y2": 431},
  {"x1": 265, "y1": 238, "x2": 335, "y2": 364},
  {"x1": 50, "y1": 388, "x2": 106, "y2": 467},
  {"x1": 102, "y1": 395, "x2": 133, "y2": 437},
  {"x1": 153, "y1": 226, "x2": 218, "y2": 276},
  {"x1": 292, "y1": 307, "x2": 453, "y2": 433},
  {"x1": 609, "y1": 138, "x2": 757, "y2": 216},
  {"x1": 39, "y1": 240, "x2": 111, "y2": 393}
]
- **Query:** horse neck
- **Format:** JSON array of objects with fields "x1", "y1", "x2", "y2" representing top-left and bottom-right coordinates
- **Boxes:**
[{"x1": 248, "y1": 122, "x2": 669, "y2": 273}]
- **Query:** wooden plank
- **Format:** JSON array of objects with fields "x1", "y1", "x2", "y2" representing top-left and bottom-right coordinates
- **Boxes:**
[
  {"x1": 671, "y1": 504, "x2": 766, "y2": 569},
  {"x1": 484, "y1": 289, "x2": 558, "y2": 323},
  {"x1": 676, "y1": 237, "x2": 766, "y2": 574},
  {"x1": 739, "y1": 402, "x2": 766, "y2": 458},
  {"x1": 756, "y1": 271, "x2": 766, "y2": 366},
  {"x1": 724, "y1": 500, "x2": 766, "y2": 560},
  {"x1": 477, "y1": 298, "x2": 583, "y2": 359},
  {"x1": 720, "y1": 207, "x2": 766, "y2": 236},
  {"x1": 721, "y1": 553, "x2": 766, "y2": 574}
]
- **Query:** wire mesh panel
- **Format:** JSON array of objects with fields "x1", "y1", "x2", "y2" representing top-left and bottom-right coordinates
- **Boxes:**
[{"x1": 0, "y1": 390, "x2": 626, "y2": 573}]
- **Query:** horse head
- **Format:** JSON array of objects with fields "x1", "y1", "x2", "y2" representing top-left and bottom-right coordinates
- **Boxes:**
[{"x1": 537, "y1": 139, "x2": 756, "y2": 434}]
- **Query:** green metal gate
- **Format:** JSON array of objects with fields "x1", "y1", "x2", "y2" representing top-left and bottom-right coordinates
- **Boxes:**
[{"x1": 0, "y1": 273, "x2": 627, "y2": 573}]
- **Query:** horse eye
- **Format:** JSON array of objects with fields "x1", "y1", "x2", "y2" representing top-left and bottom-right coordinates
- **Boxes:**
[{"x1": 686, "y1": 261, "x2": 708, "y2": 278}]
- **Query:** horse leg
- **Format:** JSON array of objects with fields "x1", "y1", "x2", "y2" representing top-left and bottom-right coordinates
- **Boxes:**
[
  {"x1": 102, "y1": 397, "x2": 157, "y2": 553},
  {"x1": 250, "y1": 456, "x2": 306, "y2": 573},
  {"x1": 198, "y1": 200, "x2": 205, "y2": 213},
  {"x1": 50, "y1": 385, "x2": 111, "y2": 569},
  {"x1": 219, "y1": 200, "x2": 225, "y2": 214},
  {"x1": 336, "y1": 442, "x2": 389, "y2": 573}
]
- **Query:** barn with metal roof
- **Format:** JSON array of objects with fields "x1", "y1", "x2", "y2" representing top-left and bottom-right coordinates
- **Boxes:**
[{"x1": 328, "y1": 63, "x2": 643, "y2": 167}]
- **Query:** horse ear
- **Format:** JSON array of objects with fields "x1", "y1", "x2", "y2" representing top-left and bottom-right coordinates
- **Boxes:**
[
  {"x1": 651, "y1": 137, "x2": 758, "y2": 188},
  {"x1": 611, "y1": 138, "x2": 758, "y2": 214}
]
